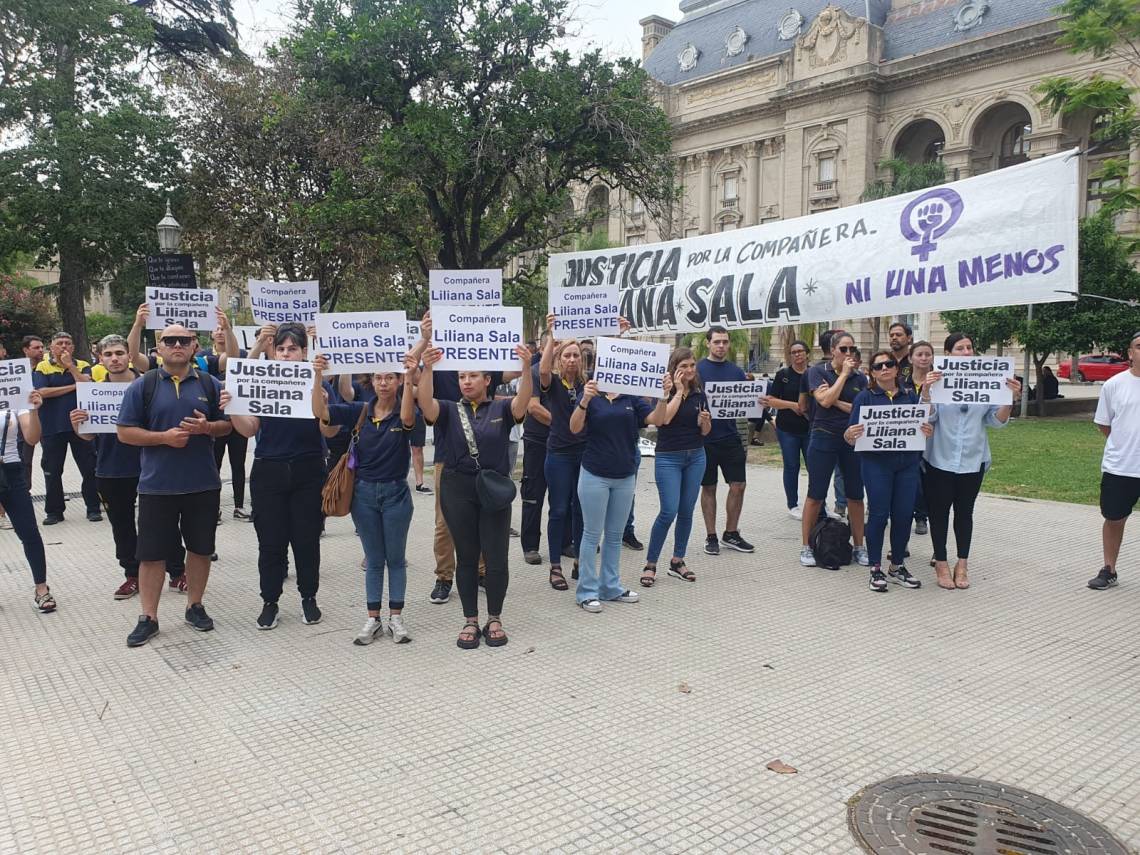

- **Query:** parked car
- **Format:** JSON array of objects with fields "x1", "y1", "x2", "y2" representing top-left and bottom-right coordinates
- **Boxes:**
[{"x1": 1057, "y1": 354, "x2": 1129, "y2": 382}]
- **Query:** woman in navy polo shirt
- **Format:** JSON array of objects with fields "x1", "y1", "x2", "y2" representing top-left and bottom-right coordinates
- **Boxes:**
[
  {"x1": 225, "y1": 324, "x2": 339, "y2": 631},
  {"x1": 844, "y1": 350, "x2": 933, "y2": 593},
  {"x1": 312, "y1": 354, "x2": 417, "y2": 646},
  {"x1": 569, "y1": 377, "x2": 669, "y2": 613},
  {"x1": 642, "y1": 347, "x2": 711, "y2": 587},
  {"x1": 417, "y1": 344, "x2": 533, "y2": 649}
]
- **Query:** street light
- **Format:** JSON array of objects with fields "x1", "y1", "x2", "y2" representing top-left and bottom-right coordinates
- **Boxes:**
[{"x1": 156, "y1": 198, "x2": 182, "y2": 254}]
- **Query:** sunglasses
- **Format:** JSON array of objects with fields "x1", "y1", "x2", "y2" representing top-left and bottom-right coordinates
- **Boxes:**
[
  {"x1": 161, "y1": 336, "x2": 195, "y2": 347},
  {"x1": 872, "y1": 360, "x2": 898, "y2": 371},
  {"x1": 836, "y1": 346, "x2": 855, "y2": 354}
]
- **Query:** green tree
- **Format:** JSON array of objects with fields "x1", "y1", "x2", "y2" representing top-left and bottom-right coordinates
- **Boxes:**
[
  {"x1": 0, "y1": 275, "x2": 58, "y2": 354},
  {"x1": 938, "y1": 306, "x2": 1023, "y2": 354}
]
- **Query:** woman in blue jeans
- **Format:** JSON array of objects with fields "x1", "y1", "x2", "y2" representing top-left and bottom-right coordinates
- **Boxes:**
[
  {"x1": 1, "y1": 390, "x2": 54, "y2": 611},
  {"x1": 312, "y1": 353, "x2": 416, "y2": 646},
  {"x1": 844, "y1": 350, "x2": 933, "y2": 593},
  {"x1": 569, "y1": 376, "x2": 668, "y2": 612},
  {"x1": 764, "y1": 340, "x2": 811, "y2": 519},
  {"x1": 642, "y1": 348, "x2": 711, "y2": 586}
]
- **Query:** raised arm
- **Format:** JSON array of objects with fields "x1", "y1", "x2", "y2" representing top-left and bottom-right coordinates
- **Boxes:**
[
  {"x1": 539, "y1": 313, "x2": 556, "y2": 388},
  {"x1": 311, "y1": 355, "x2": 331, "y2": 422},
  {"x1": 569, "y1": 379, "x2": 596, "y2": 434},
  {"x1": 128, "y1": 302, "x2": 151, "y2": 374},
  {"x1": 416, "y1": 347, "x2": 442, "y2": 423},
  {"x1": 510, "y1": 345, "x2": 533, "y2": 422},
  {"x1": 400, "y1": 354, "x2": 417, "y2": 427},
  {"x1": 644, "y1": 372, "x2": 676, "y2": 427},
  {"x1": 215, "y1": 308, "x2": 241, "y2": 374}
]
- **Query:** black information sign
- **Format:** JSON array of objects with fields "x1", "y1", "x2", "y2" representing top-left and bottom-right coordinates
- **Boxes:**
[{"x1": 145, "y1": 254, "x2": 197, "y2": 289}]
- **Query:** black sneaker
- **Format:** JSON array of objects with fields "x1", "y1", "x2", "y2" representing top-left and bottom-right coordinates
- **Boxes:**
[
  {"x1": 414, "y1": 484, "x2": 433, "y2": 494},
  {"x1": 914, "y1": 519, "x2": 928, "y2": 535},
  {"x1": 42, "y1": 514, "x2": 63, "y2": 526},
  {"x1": 563, "y1": 543, "x2": 579, "y2": 560},
  {"x1": 127, "y1": 615, "x2": 159, "y2": 647},
  {"x1": 622, "y1": 531, "x2": 644, "y2": 550},
  {"x1": 87, "y1": 510, "x2": 103, "y2": 522},
  {"x1": 257, "y1": 602, "x2": 279, "y2": 630},
  {"x1": 887, "y1": 565, "x2": 921, "y2": 589},
  {"x1": 722, "y1": 531, "x2": 754, "y2": 553},
  {"x1": 185, "y1": 603, "x2": 215, "y2": 632},
  {"x1": 430, "y1": 580, "x2": 452, "y2": 604},
  {"x1": 869, "y1": 568, "x2": 889, "y2": 593},
  {"x1": 1088, "y1": 565, "x2": 1118, "y2": 590},
  {"x1": 301, "y1": 597, "x2": 322, "y2": 625},
  {"x1": 704, "y1": 534, "x2": 720, "y2": 556}
]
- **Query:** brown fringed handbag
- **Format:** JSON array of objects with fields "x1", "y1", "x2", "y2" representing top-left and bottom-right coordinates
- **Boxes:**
[{"x1": 321, "y1": 405, "x2": 368, "y2": 517}]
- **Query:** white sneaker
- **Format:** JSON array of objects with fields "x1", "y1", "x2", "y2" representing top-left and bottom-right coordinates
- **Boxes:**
[
  {"x1": 353, "y1": 616, "x2": 384, "y2": 646},
  {"x1": 788, "y1": 506, "x2": 803, "y2": 520},
  {"x1": 579, "y1": 599, "x2": 603, "y2": 613},
  {"x1": 610, "y1": 590, "x2": 639, "y2": 604},
  {"x1": 853, "y1": 546, "x2": 871, "y2": 567},
  {"x1": 826, "y1": 508, "x2": 842, "y2": 521},
  {"x1": 799, "y1": 547, "x2": 816, "y2": 567},
  {"x1": 387, "y1": 613, "x2": 411, "y2": 644}
]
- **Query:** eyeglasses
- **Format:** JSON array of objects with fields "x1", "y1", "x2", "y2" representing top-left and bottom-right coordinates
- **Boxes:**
[
  {"x1": 790, "y1": 349, "x2": 807, "y2": 355},
  {"x1": 871, "y1": 360, "x2": 898, "y2": 371},
  {"x1": 161, "y1": 336, "x2": 194, "y2": 347},
  {"x1": 836, "y1": 346, "x2": 855, "y2": 354}
]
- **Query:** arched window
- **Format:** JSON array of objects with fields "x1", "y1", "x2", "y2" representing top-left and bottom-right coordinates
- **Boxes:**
[{"x1": 999, "y1": 122, "x2": 1030, "y2": 167}]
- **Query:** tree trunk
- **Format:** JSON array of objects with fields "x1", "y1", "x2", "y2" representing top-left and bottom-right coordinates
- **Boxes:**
[{"x1": 53, "y1": 38, "x2": 89, "y2": 357}]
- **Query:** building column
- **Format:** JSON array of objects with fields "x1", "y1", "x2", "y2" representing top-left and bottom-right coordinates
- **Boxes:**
[
  {"x1": 940, "y1": 146, "x2": 973, "y2": 182},
  {"x1": 743, "y1": 141, "x2": 760, "y2": 226},
  {"x1": 698, "y1": 151, "x2": 712, "y2": 234},
  {"x1": 1128, "y1": 141, "x2": 1140, "y2": 231}
]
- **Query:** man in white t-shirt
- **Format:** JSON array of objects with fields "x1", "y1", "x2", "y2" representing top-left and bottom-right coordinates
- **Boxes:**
[{"x1": 1089, "y1": 331, "x2": 1140, "y2": 590}]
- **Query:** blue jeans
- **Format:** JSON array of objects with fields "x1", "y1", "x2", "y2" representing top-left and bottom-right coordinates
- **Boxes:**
[
  {"x1": 351, "y1": 479, "x2": 413, "y2": 611},
  {"x1": 647, "y1": 449, "x2": 706, "y2": 563},
  {"x1": 860, "y1": 454, "x2": 921, "y2": 567},
  {"x1": 807, "y1": 429, "x2": 863, "y2": 502},
  {"x1": 1, "y1": 463, "x2": 47, "y2": 585},
  {"x1": 576, "y1": 468, "x2": 636, "y2": 603},
  {"x1": 545, "y1": 449, "x2": 583, "y2": 565},
  {"x1": 775, "y1": 429, "x2": 809, "y2": 509}
]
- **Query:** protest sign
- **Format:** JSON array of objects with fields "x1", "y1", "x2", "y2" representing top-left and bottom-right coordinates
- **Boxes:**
[
  {"x1": 75, "y1": 383, "x2": 127, "y2": 434},
  {"x1": 234, "y1": 326, "x2": 266, "y2": 357},
  {"x1": 705, "y1": 380, "x2": 769, "y2": 420},
  {"x1": 146, "y1": 254, "x2": 197, "y2": 289},
  {"x1": 248, "y1": 280, "x2": 320, "y2": 325},
  {"x1": 406, "y1": 320, "x2": 422, "y2": 348},
  {"x1": 432, "y1": 306, "x2": 522, "y2": 371},
  {"x1": 315, "y1": 312, "x2": 409, "y2": 374},
  {"x1": 550, "y1": 279, "x2": 620, "y2": 337},
  {"x1": 0, "y1": 358, "x2": 33, "y2": 414},
  {"x1": 224, "y1": 359, "x2": 315, "y2": 418},
  {"x1": 429, "y1": 269, "x2": 503, "y2": 306},
  {"x1": 548, "y1": 151, "x2": 1079, "y2": 334},
  {"x1": 855, "y1": 403, "x2": 929, "y2": 452},
  {"x1": 930, "y1": 356, "x2": 1015, "y2": 405},
  {"x1": 593, "y1": 337, "x2": 670, "y2": 399},
  {"x1": 145, "y1": 287, "x2": 219, "y2": 331}
]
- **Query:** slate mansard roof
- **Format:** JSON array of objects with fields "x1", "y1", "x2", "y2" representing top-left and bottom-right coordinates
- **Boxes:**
[{"x1": 642, "y1": 0, "x2": 1063, "y2": 85}]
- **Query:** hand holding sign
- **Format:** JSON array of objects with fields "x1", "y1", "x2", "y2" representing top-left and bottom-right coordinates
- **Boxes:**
[
  {"x1": 70, "y1": 409, "x2": 89, "y2": 432},
  {"x1": 423, "y1": 347, "x2": 444, "y2": 369},
  {"x1": 582, "y1": 379, "x2": 599, "y2": 402}
]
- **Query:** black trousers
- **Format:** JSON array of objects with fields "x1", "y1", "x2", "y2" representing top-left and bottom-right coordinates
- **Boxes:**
[
  {"x1": 440, "y1": 468, "x2": 509, "y2": 617},
  {"x1": 40, "y1": 432, "x2": 99, "y2": 516},
  {"x1": 18, "y1": 438, "x2": 34, "y2": 487},
  {"x1": 250, "y1": 455, "x2": 324, "y2": 603},
  {"x1": 97, "y1": 476, "x2": 194, "y2": 579},
  {"x1": 921, "y1": 463, "x2": 985, "y2": 562},
  {"x1": 325, "y1": 433, "x2": 351, "y2": 475},
  {"x1": 214, "y1": 431, "x2": 249, "y2": 509},
  {"x1": 520, "y1": 439, "x2": 548, "y2": 553}
]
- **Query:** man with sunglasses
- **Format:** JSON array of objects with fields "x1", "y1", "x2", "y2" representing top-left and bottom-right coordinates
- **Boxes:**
[
  {"x1": 1089, "y1": 331, "x2": 1140, "y2": 591},
  {"x1": 116, "y1": 325, "x2": 232, "y2": 647}
]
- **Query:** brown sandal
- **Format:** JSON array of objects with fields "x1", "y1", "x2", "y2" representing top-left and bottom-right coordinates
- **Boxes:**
[
  {"x1": 456, "y1": 621, "x2": 481, "y2": 650},
  {"x1": 934, "y1": 563, "x2": 955, "y2": 590},
  {"x1": 954, "y1": 565, "x2": 970, "y2": 589},
  {"x1": 640, "y1": 565, "x2": 657, "y2": 588},
  {"x1": 482, "y1": 618, "x2": 508, "y2": 647},
  {"x1": 548, "y1": 567, "x2": 568, "y2": 591}
]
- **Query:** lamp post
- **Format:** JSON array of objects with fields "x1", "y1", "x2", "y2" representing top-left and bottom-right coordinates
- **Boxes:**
[
  {"x1": 229, "y1": 293, "x2": 241, "y2": 323},
  {"x1": 156, "y1": 198, "x2": 182, "y2": 254}
]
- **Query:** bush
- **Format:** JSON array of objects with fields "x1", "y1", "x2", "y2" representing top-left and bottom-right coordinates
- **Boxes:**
[
  {"x1": 0, "y1": 275, "x2": 58, "y2": 355},
  {"x1": 85, "y1": 312, "x2": 130, "y2": 351}
]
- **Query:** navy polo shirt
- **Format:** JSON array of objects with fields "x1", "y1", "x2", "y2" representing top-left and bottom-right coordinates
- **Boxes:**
[
  {"x1": 117, "y1": 368, "x2": 227, "y2": 495},
  {"x1": 93, "y1": 433, "x2": 141, "y2": 479},
  {"x1": 254, "y1": 417, "x2": 326, "y2": 461},
  {"x1": 521, "y1": 366, "x2": 549, "y2": 445},
  {"x1": 543, "y1": 376, "x2": 586, "y2": 453},
  {"x1": 849, "y1": 386, "x2": 923, "y2": 462},
  {"x1": 581, "y1": 394, "x2": 653, "y2": 479},
  {"x1": 327, "y1": 401, "x2": 412, "y2": 482},
  {"x1": 431, "y1": 397, "x2": 518, "y2": 477},
  {"x1": 325, "y1": 379, "x2": 364, "y2": 436},
  {"x1": 655, "y1": 391, "x2": 706, "y2": 453},
  {"x1": 805, "y1": 362, "x2": 868, "y2": 435},
  {"x1": 430, "y1": 371, "x2": 503, "y2": 463},
  {"x1": 33, "y1": 359, "x2": 93, "y2": 436},
  {"x1": 697, "y1": 358, "x2": 746, "y2": 443}
]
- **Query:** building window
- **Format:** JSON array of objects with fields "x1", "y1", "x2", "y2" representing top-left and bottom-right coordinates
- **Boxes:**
[
  {"x1": 685, "y1": 227, "x2": 700, "y2": 238},
  {"x1": 627, "y1": 235, "x2": 645, "y2": 246},
  {"x1": 723, "y1": 175, "x2": 737, "y2": 201},
  {"x1": 629, "y1": 195, "x2": 644, "y2": 215},
  {"x1": 818, "y1": 155, "x2": 836, "y2": 183},
  {"x1": 719, "y1": 220, "x2": 737, "y2": 232},
  {"x1": 999, "y1": 122, "x2": 1030, "y2": 167}
]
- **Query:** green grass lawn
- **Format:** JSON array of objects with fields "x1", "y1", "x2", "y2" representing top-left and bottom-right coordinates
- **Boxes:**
[{"x1": 747, "y1": 416, "x2": 1104, "y2": 506}]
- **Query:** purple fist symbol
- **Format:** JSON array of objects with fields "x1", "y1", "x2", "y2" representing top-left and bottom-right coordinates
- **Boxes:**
[
  {"x1": 901, "y1": 189, "x2": 964, "y2": 262},
  {"x1": 916, "y1": 202, "x2": 944, "y2": 235}
]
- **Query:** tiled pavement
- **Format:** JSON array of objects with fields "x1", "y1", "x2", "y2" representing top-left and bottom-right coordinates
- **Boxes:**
[{"x1": 1, "y1": 456, "x2": 1138, "y2": 854}]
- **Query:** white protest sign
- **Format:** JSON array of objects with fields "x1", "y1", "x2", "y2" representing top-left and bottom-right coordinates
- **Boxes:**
[
  {"x1": 406, "y1": 320, "x2": 422, "y2": 348},
  {"x1": 855, "y1": 403, "x2": 929, "y2": 452},
  {"x1": 432, "y1": 305, "x2": 522, "y2": 371},
  {"x1": 75, "y1": 383, "x2": 127, "y2": 434},
  {"x1": 234, "y1": 326, "x2": 267, "y2": 357},
  {"x1": 0, "y1": 358, "x2": 33, "y2": 414},
  {"x1": 429, "y1": 269, "x2": 503, "y2": 306},
  {"x1": 705, "y1": 380, "x2": 769, "y2": 420},
  {"x1": 224, "y1": 359, "x2": 315, "y2": 418},
  {"x1": 550, "y1": 280, "x2": 620, "y2": 337},
  {"x1": 931, "y1": 355, "x2": 1015, "y2": 405},
  {"x1": 145, "y1": 287, "x2": 219, "y2": 331},
  {"x1": 248, "y1": 280, "x2": 320, "y2": 325},
  {"x1": 315, "y1": 311, "x2": 409, "y2": 374},
  {"x1": 549, "y1": 150, "x2": 1079, "y2": 333},
  {"x1": 593, "y1": 337, "x2": 670, "y2": 399}
]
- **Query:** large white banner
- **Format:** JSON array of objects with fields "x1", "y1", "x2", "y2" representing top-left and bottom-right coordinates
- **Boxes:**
[
  {"x1": 548, "y1": 151, "x2": 1079, "y2": 333},
  {"x1": 593, "y1": 337, "x2": 670, "y2": 398},
  {"x1": 145, "y1": 287, "x2": 219, "y2": 331},
  {"x1": 315, "y1": 311, "x2": 408, "y2": 374},
  {"x1": 432, "y1": 305, "x2": 522, "y2": 371},
  {"x1": 248, "y1": 280, "x2": 320, "y2": 325},
  {"x1": 224, "y1": 359, "x2": 315, "y2": 418},
  {"x1": 931, "y1": 355, "x2": 1015, "y2": 405},
  {"x1": 0, "y1": 358, "x2": 33, "y2": 414},
  {"x1": 75, "y1": 383, "x2": 127, "y2": 434}
]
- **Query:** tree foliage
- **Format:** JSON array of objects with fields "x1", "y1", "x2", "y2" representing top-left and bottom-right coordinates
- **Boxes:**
[
  {"x1": 860, "y1": 158, "x2": 947, "y2": 202},
  {"x1": 0, "y1": 275, "x2": 58, "y2": 354}
]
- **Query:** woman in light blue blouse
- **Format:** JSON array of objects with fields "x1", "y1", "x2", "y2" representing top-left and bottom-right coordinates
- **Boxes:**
[{"x1": 922, "y1": 333, "x2": 1021, "y2": 590}]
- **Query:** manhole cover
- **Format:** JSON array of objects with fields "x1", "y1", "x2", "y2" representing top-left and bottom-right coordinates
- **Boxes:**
[{"x1": 848, "y1": 775, "x2": 1129, "y2": 854}]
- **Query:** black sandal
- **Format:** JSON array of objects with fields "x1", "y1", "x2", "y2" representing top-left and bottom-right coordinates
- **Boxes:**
[
  {"x1": 456, "y1": 621, "x2": 481, "y2": 650},
  {"x1": 640, "y1": 565, "x2": 657, "y2": 588},
  {"x1": 549, "y1": 567, "x2": 569, "y2": 591},
  {"x1": 571, "y1": 561, "x2": 579, "y2": 580},
  {"x1": 482, "y1": 618, "x2": 508, "y2": 648},
  {"x1": 667, "y1": 559, "x2": 696, "y2": 582}
]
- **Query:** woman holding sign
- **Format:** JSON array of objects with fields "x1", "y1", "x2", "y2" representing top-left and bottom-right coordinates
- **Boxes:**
[
  {"x1": 922, "y1": 333, "x2": 1021, "y2": 590},
  {"x1": 417, "y1": 344, "x2": 533, "y2": 649},
  {"x1": 844, "y1": 350, "x2": 933, "y2": 593},
  {"x1": 225, "y1": 323, "x2": 339, "y2": 630},
  {"x1": 1, "y1": 389, "x2": 54, "y2": 610}
]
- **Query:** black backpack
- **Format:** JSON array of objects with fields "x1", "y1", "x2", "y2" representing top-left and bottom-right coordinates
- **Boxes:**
[
  {"x1": 809, "y1": 516, "x2": 853, "y2": 570},
  {"x1": 140, "y1": 368, "x2": 218, "y2": 421}
]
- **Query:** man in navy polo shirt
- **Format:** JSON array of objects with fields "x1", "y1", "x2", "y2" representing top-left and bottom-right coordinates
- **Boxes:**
[{"x1": 117, "y1": 324, "x2": 232, "y2": 647}]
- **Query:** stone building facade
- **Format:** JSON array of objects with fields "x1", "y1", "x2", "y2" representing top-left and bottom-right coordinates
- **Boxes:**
[{"x1": 578, "y1": 0, "x2": 1139, "y2": 365}]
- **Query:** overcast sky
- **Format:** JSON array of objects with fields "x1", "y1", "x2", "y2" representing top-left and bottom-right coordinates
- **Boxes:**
[{"x1": 232, "y1": 0, "x2": 680, "y2": 60}]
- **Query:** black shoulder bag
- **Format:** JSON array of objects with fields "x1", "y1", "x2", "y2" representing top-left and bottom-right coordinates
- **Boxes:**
[{"x1": 455, "y1": 403, "x2": 517, "y2": 512}]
